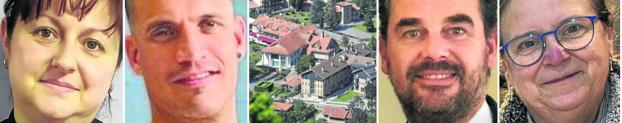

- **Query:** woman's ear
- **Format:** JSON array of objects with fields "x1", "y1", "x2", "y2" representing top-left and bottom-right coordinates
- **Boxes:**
[
  {"x1": 604, "y1": 25, "x2": 616, "y2": 56},
  {"x1": 501, "y1": 60, "x2": 513, "y2": 88}
]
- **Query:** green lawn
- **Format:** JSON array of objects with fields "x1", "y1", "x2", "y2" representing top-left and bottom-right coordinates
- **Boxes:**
[
  {"x1": 284, "y1": 12, "x2": 311, "y2": 24},
  {"x1": 354, "y1": 25, "x2": 367, "y2": 32},
  {"x1": 336, "y1": 91, "x2": 362, "y2": 102}
]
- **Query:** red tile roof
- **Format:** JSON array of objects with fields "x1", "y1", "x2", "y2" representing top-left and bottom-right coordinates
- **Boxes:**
[
  {"x1": 323, "y1": 106, "x2": 352, "y2": 120},
  {"x1": 284, "y1": 75, "x2": 302, "y2": 88},
  {"x1": 307, "y1": 35, "x2": 336, "y2": 55},
  {"x1": 262, "y1": 31, "x2": 307, "y2": 55},
  {"x1": 251, "y1": 15, "x2": 301, "y2": 37},
  {"x1": 337, "y1": 1, "x2": 360, "y2": 10},
  {"x1": 274, "y1": 102, "x2": 294, "y2": 111}
]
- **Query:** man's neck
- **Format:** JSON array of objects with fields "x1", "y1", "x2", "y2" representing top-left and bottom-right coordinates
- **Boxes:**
[{"x1": 152, "y1": 101, "x2": 237, "y2": 123}]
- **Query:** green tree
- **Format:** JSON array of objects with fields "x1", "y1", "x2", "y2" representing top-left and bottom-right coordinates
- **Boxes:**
[
  {"x1": 367, "y1": 36, "x2": 376, "y2": 50},
  {"x1": 250, "y1": 64, "x2": 265, "y2": 80},
  {"x1": 364, "y1": 78, "x2": 376, "y2": 100},
  {"x1": 323, "y1": 1, "x2": 340, "y2": 30},
  {"x1": 310, "y1": 0, "x2": 325, "y2": 28},
  {"x1": 363, "y1": 13, "x2": 375, "y2": 32},
  {"x1": 289, "y1": 0, "x2": 298, "y2": 10},
  {"x1": 346, "y1": 97, "x2": 367, "y2": 123},
  {"x1": 295, "y1": 55, "x2": 315, "y2": 73},
  {"x1": 250, "y1": 92, "x2": 283, "y2": 123},
  {"x1": 316, "y1": 119, "x2": 328, "y2": 123},
  {"x1": 250, "y1": 42, "x2": 264, "y2": 52},
  {"x1": 342, "y1": 35, "x2": 350, "y2": 47},
  {"x1": 280, "y1": 99, "x2": 317, "y2": 122},
  {"x1": 364, "y1": 80, "x2": 377, "y2": 123},
  {"x1": 295, "y1": 0, "x2": 305, "y2": 11},
  {"x1": 353, "y1": 0, "x2": 365, "y2": 13},
  {"x1": 250, "y1": 54, "x2": 261, "y2": 65},
  {"x1": 364, "y1": 0, "x2": 376, "y2": 11}
]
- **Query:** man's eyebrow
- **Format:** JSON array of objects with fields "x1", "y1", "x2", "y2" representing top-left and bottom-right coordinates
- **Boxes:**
[
  {"x1": 444, "y1": 14, "x2": 474, "y2": 26},
  {"x1": 144, "y1": 19, "x2": 175, "y2": 33},
  {"x1": 200, "y1": 14, "x2": 217, "y2": 19},
  {"x1": 195, "y1": 14, "x2": 225, "y2": 22},
  {"x1": 393, "y1": 18, "x2": 422, "y2": 31}
]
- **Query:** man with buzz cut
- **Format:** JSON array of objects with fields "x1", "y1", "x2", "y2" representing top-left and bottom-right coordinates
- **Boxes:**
[
  {"x1": 125, "y1": 0, "x2": 246, "y2": 122},
  {"x1": 379, "y1": 0, "x2": 498, "y2": 122}
]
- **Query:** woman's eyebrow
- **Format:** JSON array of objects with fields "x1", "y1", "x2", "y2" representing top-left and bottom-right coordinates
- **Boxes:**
[
  {"x1": 79, "y1": 28, "x2": 114, "y2": 38},
  {"x1": 80, "y1": 27, "x2": 117, "y2": 49},
  {"x1": 38, "y1": 14, "x2": 65, "y2": 32}
]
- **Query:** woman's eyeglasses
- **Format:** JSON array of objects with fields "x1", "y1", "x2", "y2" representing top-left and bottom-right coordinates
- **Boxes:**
[{"x1": 501, "y1": 16, "x2": 597, "y2": 67}]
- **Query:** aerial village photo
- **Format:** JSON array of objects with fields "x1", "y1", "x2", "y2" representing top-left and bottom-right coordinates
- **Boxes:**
[{"x1": 247, "y1": 0, "x2": 377, "y2": 122}]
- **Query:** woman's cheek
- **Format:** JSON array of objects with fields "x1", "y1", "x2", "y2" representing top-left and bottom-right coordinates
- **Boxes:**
[
  {"x1": 77, "y1": 56, "x2": 117, "y2": 108},
  {"x1": 10, "y1": 36, "x2": 55, "y2": 89}
]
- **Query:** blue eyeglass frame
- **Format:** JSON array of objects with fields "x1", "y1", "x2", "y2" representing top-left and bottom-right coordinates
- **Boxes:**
[{"x1": 501, "y1": 16, "x2": 597, "y2": 67}]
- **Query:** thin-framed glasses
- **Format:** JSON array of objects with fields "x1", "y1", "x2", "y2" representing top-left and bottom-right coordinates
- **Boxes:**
[{"x1": 501, "y1": 16, "x2": 597, "y2": 67}]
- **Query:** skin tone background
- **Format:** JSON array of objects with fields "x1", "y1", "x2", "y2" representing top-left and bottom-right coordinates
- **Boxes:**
[{"x1": 123, "y1": 0, "x2": 248, "y2": 122}]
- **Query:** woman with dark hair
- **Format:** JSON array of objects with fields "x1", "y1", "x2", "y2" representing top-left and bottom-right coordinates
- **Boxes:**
[
  {"x1": 0, "y1": 0, "x2": 121, "y2": 122},
  {"x1": 500, "y1": 0, "x2": 619, "y2": 122}
]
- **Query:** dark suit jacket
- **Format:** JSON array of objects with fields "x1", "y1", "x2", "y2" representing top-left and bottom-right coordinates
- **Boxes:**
[{"x1": 487, "y1": 95, "x2": 498, "y2": 123}]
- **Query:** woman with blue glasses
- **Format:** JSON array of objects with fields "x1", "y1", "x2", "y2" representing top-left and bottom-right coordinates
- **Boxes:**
[{"x1": 500, "y1": 0, "x2": 619, "y2": 122}]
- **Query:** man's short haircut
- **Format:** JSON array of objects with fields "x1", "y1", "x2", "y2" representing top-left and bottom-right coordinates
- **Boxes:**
[
  {"x1": 380, "y1": 0, "x2": 497, "y2": 41},
  {"x1": 124, "y1": 0, "x2": 236, "y2": 32}
]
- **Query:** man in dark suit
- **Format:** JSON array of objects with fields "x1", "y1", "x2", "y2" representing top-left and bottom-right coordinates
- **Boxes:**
[{"x1": 379, "y1": 0, "x2": 498, "y2": 122}]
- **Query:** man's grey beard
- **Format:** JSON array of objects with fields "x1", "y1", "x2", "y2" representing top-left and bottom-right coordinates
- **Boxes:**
[
  {"x1": 398, "y1": 81, "x2": 474, "y2": 123},
  {"x1": 388, "y1": 61, "x2": 487, "y2": 123}
]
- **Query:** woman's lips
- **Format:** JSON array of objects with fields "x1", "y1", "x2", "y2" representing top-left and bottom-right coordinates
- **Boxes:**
[
  {"x1": 39, "y1": 79, "x2": 78, "y2": 92},
  {"x1": 542, "y1": 71, "x2": 581, "y2": 85},
  {"x1": 170, "y1": 71, "x2": 219, "y2": 88}
]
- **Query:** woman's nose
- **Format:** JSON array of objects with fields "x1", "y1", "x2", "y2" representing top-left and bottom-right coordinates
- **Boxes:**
[{"x1": 542, "y1": 36, "x2": 570, "y2": 67}]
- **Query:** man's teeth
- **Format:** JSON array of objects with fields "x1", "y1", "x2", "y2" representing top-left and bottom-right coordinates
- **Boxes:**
[
  {"x1": 189, "y1": 73, "x2": 210, "y2": 79},
  {"x1": 422, "y1": 74, "x2": 451, "y2": 79}
]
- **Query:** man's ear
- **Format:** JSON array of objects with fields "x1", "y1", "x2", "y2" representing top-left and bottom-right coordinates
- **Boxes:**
[
  {"x1": 234, "y1": 16, "x2": 247, "y2": 61},
  {"x1": 126, "y1": 35, "x2": 142, "y2": 75},
  {"x1": 379, "y1": 35, "x2": 390, "y2": 74},
  {"x1": 486, "y1": 27, "x2": 498, "y2": 70},
  {"x1": 1, "y1": 18, "x2": 10, "y2": 63}
]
